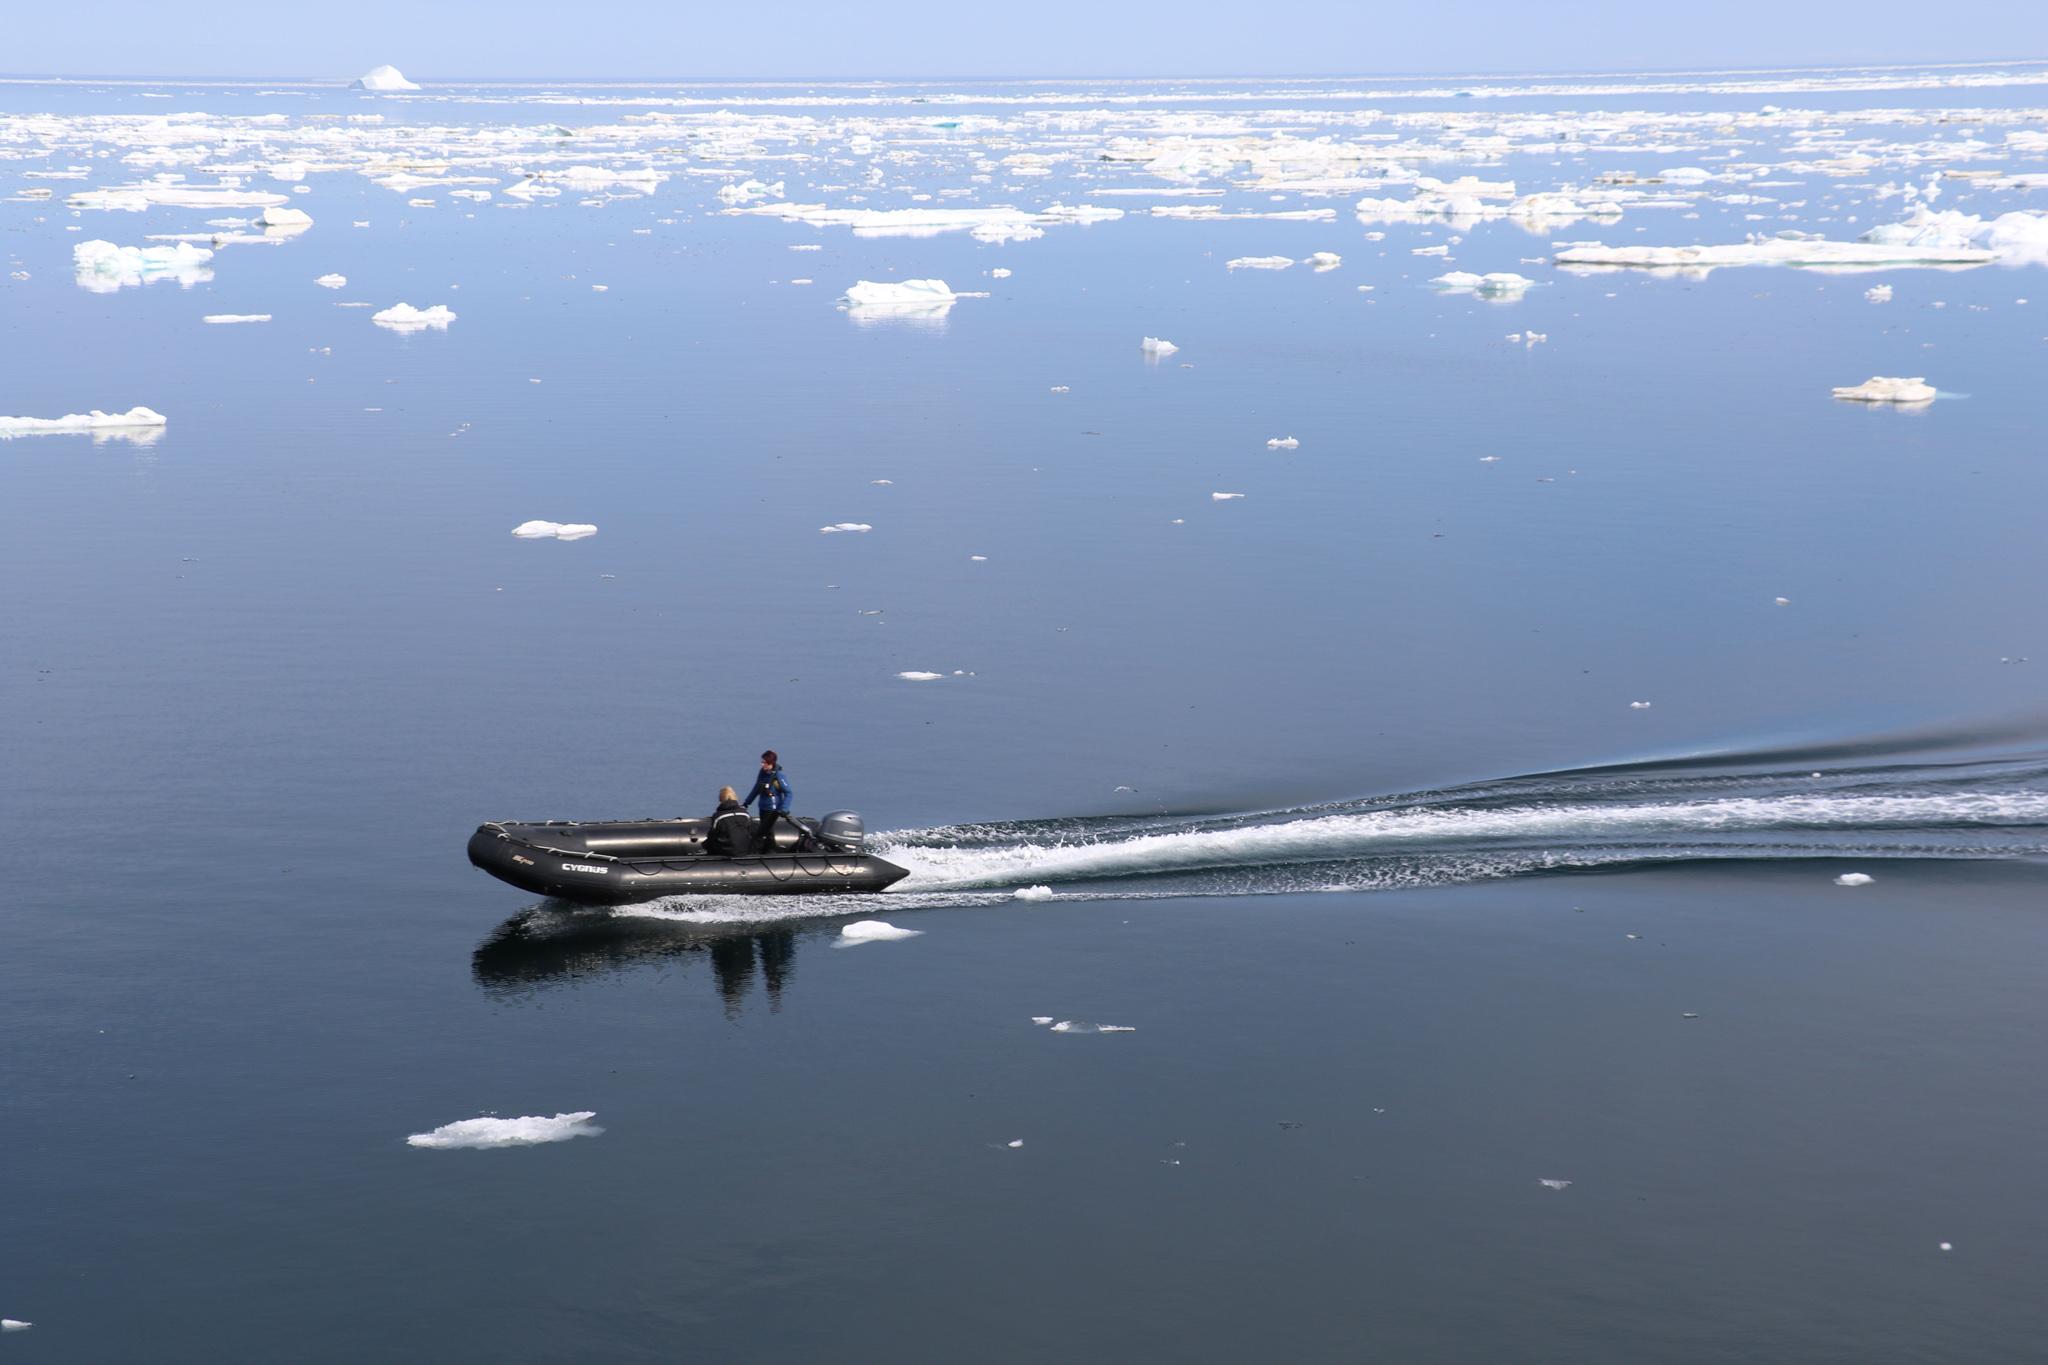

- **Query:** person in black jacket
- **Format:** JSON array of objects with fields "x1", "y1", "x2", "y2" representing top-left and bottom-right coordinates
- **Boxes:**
[{"x1": 705, "y1": 786, "x2": 754, "y2": 856}]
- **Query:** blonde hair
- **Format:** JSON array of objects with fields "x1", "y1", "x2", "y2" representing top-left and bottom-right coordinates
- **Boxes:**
[{"x1": 719, "y1": 786, "x2": 738, "y2": 803}]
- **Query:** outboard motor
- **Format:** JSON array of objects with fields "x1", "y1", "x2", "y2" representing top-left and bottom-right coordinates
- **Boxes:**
[{"x1": 816, "y1": 811, "x2": 867, "y2": 853}]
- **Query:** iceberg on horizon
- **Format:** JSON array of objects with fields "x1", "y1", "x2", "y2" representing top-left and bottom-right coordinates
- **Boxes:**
[{"x1": 351, "y1": 65, "x2": 420, "y2": 93}]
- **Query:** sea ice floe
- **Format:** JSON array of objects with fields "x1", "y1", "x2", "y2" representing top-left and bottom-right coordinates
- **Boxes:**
[
  {"x1": 820, "y1": 522, "x2": 872, "y2": 533},
  {"x1": 897, "y1": 671, "x2": 944, "y2": 681},
  {"x1": 1030, "y1": 1016, "x2": 1054, "y2": 1025},
  {"x1": 736, "y1": 202, "x2": 1120, "y2": 240},
  {"x1": 839, "y1": 919, "x2": 922, "y2": 943},
  {"x1": 1140, "y1": 336, "x2": 1179, "y2": 356},
  {"x1": 844, "y1": 278, "x2": 957, "y2": 311},
  {"x1": 1834, "y1": 872, "x2": 1875, "y2": 886},
  {"x1": 1226, "y1": 255, "x2": 1294, "y2": 269},
  {"x1": 1539, "y1": 1178, "x2": 1574, "y2": 1190},
  {"x1": 511, "y1": 520, "x2": 597, "y2": 540},
  {"x1": 0, "y1": 406, "x2": 167, "y2": 441},
  {"x1": 1267, "y1": 436, "x2": 1300, "y2": 449},
  {"x1": 1211, "y1": 491, "x2": 1245, "y2": 501},
  {"x1": 1013, "y1": 885, "x2": 1055, "y2": 901},
  {"x1": 715, "y1": 178, "x2": 785, "y2": 205},
  {"x1": 1431, "y1": 271, "x2": 1536, "y2": 296},
  {"x1": 1049, "y1": 1020, "x2": 1136, "y2": 1033},
  {"x1": 1306, "y1": 251, "x2": 1342, "y2": 269},
  {"x1": 352, "y1": 65, "x2": 421, "y2": 92},
  {"x1": 990, "y1": 267, "x2": 1012, "y2": 278},
  {"x1": 69, "y1": 184, "x2": 289, "y2": 212},
  {"x1": 1629, "y1": 700, "x2": 1653, "y2": 709},
  {"x1": 315, "y1": 273, "x2": 347, "y2": 288},
  {"x1": 1865, "y1": 284, "x2": 1893, "y2": 302},
  {"x1": 257, "y1": 205, "x2": 312, "y2": 231},
  {"x1": 1, "y1": 1320, "x2": 29, "y2": 1332},
  {"x1": 1832, "y1": 376, "x2": 1935, "y2": 403},
  {"x1": 371, "y1": 302, "x2": 457, "y2": 330},
  {"x1": 1555, "y1": 232, "x2": 1995, "y2": 274},
  {"x1": 72, "y1": 239, "x2": 213, "y2": 292},
  {"x1": 406, "y1": 1112, "x2": 601, "y2": 1149},
  {"x1": 202, "y1": 314, "x2": 271, "y2": 324}
]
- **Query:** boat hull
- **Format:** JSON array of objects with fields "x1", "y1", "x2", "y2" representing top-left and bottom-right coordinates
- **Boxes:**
[{"x1": 467, "y1": 821, "x2": 910, "y2": 904}]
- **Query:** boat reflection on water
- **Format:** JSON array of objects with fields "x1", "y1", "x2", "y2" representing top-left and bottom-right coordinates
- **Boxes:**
[{"x1": 473, "y1": 905, "x2": 820, "y2": 1016}]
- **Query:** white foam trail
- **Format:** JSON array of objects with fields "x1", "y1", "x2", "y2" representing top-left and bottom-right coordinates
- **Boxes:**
[{"x1": 879, "y1": 792, "x2": 2048, "y2": 890}]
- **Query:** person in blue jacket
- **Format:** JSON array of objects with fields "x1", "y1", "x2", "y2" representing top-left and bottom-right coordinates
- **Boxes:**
[{"x1": 743, "y1": 750, "x2": 804, "y2": 852}]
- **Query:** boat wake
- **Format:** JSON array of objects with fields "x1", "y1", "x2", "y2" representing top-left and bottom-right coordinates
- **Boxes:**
[{"x1": 608, "y1": 750, "x2": 2048, "y2": 926}]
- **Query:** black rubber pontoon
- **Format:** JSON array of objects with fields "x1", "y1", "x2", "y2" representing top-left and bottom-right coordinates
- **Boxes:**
[{"x1": 467, "y1": 810, "x2": 908, "y2": 904}]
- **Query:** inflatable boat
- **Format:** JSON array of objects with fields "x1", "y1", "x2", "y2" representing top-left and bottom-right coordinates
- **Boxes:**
[{"x1": 467, "y1": 810, "x2": 909, "y2": 904}]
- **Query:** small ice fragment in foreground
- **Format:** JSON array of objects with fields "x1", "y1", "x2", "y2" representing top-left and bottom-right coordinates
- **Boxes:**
[
  {"x1": 1866, "y1": 284, "x2": 1894, "y2": 303},
  {"x1": 73, "y1": 239, "x2": 213, "y2": 292},
  {"x1": 1306, "y1": 251, "x2": 1342, "y2": 269},
  {"x1": 990, "y1": 267, "x2": 1012, "y2": 278},
  {"x1": 839, "y1": 919, "x2": 922, "y2": 943},
  {"x1": 1775, "y1": 596, "x2": 1792, "y2": 605},
  {"x1": 1050, "y1": 1021, "x2": 1135, "y2": 1033},
  {"x1": 202, "y1": 314, "x2": 271, "y2": 324},
  {"x1": 352, "y1": 64, "x2": 421, "y2": 92},
  {"x1": 371, "y1": 302, "x2": 456, "y2": 331},
  {"x1": 1832, "y1": 376, "x2": 1935, "y2": 404},
  {"x1": 1227, "y1": 255, "x2": 1294, "y2": 270},
  {"x1": 257, "y1": 206, "x2": 312, "y2": 230},
  {"x1": 1266, "y1": 436, "x2": 1299, "y2": 449},
  {"x1": 1140, "y1": 336, "x2": 1179, "y2": 356},
  {"x1": 1, "y1": 1320, "x2": 29, "y2": 1332},
  {"x1": 1211, "y1": 492, "x2": 1245, "y2": 501},
  {"x1": 1014, "y1": 885, "x2": 1055, "y2": 902},
  {"x1": 897, "y1": 671, "x2": 944, "y2": 681},
  {"x1": 1479, "y1": 455, "x2": 1501, "y2": 462},
  {"x1": 1835, "y1": 872, "x2": 1874, "y2": 886},
  {"x1": 1049, "y1": 385, "x2": 1069, "y2": 393},
  {"x1": 1628, "y1": 701, "x2": 1652, "y2": 709},
  {"x1": 315, "y1": 273, "x2": 347, "y2": 288},
  {"x1": 1539, "y1": 1178, "x2": 1573, "y2": 1190},
  {"x1": 406, "y1": 1112, "x2": 601, "y2": 1149},
  {"x1": 511, "y1": 520, "x2": 597, "y2": 540},
  {"x1": 820, "y1": 522, "x2": 872, "y2": 534},
  {"x1": 0, "y1": 406, "x2": 167, "y2": 440},
  {"x1": 968, "y1": 554, "x2": 987, "y2": 561},
  {"x1": 1006, "y1": 1139, "x2": 1024, "y2": 1148},
  {"x1": 1940, "y1": 1242, "x2": 1954, "y2": 1252}
]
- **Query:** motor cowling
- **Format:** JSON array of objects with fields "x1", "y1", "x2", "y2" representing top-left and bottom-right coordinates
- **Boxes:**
[{"x1": 817, "y1": 811, "x2": 866, "y2": 852}]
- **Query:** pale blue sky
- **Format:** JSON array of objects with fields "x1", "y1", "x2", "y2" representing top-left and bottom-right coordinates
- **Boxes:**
[{"x1": 7, "y1": 0, "x2": 2046, "y2": 80}]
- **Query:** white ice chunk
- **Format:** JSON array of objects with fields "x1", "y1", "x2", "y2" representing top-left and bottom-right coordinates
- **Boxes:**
[
  {"x1": 715, "y1": 178, "x2": 785, "y2": 205},
  {"x1": 820, "y1": 522, "x2": 872, "y2": 534},
  {"x1": 1226, "y1": 255, "x2": 1294, "y2": 270},
  {"x1": 839, "y1": 919, "x2": 922, "y2": 943},
  {"x1": 1629, "y1": 701, "x2": 1652, "y2": 709},
  {"x1": 1432, "y1": 271, "x2": 1536, "y2": 295},
  {"x1": 352, "y1": 65, "x2": 421, "y2": 92},
  {"x1": 1538, "y1": 1178, "x2": 1574, "y2": 1190},
  {"x1": 257, "y1": 206, "x2": 312, "y2": 230},
  {"x1": 1834, "y1": 872, "x2": 1875, "y2": 886},
  {"x1": 0, "y1": 406, "x2": 167, "y2": 440},
  {"x1": 1865, "y1": 284, "x2": 1893, "y2": 302},
  {"x1": 1306, "y1": 251, "x2": 1342, "y2": 269},
  {"x1": 1832, "y1": 376, "x2": 1935, "y2": 404},
  {"x1": 73, "y1": 239, "x2": 213, "y2": 292},
  {"x1": 844, "y1": 278, "x2": 957, "y2": 310},
  {"x1": 1211, "y1": 491, "x2": 1245, "y2": 501},
  {"x1": 1140, "y1": 336, "x2": 1179, "y2": 356},
  {"x1": 406, "y1": 1112, "x2": 601, "y2": 1149},
  {"x1": 315, "y1": 273, "x2": 347, "y2": 288},
  {"x1": 1, "y1": 1320, "x2": 29, "y2": 1332},
  {"x1": 897, "y1": 671, "x2": 944, "y2": 681},
  {"x1": 1266, "y1": 436, "x2": 1300, "y2": 449},
  {"x1": 202, "y1": 314, "x2": 271, "y2": 324},
  {"x1": 371, "y1": 302, "x2": 456, "y2": 330},
  {"x1": 511, "y1": 520, "x2": 597, "y2": 540},
  {"x1": 1030, "y1": 1016, "x2": 1055, "y2": 1025},
  {"x1": 1013, "y1": 885, "x2": 1056, "y2": 901},
  {"x1": 1049, "y1": 1021, "x2": 1136, "y2": 1033},
  {"x1": 990, "y1": 267, "x2": 1012, "y2": 278}
]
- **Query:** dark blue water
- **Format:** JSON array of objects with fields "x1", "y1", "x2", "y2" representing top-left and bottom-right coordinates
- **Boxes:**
[{"x1": 4, "y1": 67, "x2": 2047, "y2": 1360}]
